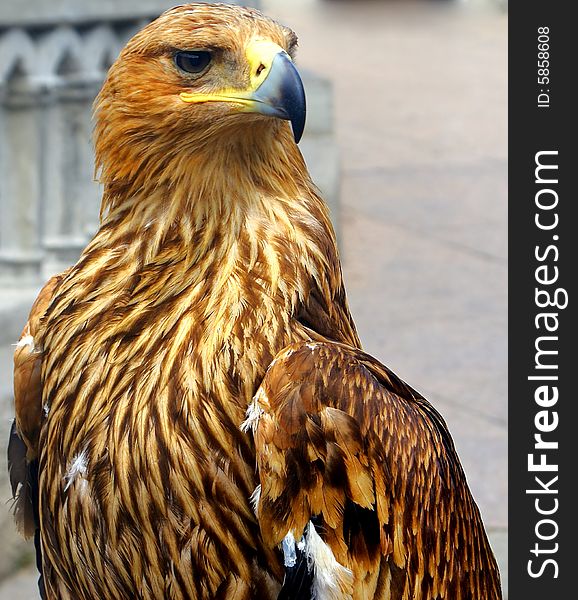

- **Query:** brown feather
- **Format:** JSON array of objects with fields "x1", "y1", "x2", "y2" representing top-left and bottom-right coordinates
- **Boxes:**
[
  {"x1": 9, "y1": 3, "x2": 501, "y2": 599},
  {"x1": 10, "y1": 272, "x2": 68, "y2": 538},
  {"x1": 13, "y1": 271, "x2": 67, "y2": 458},
  {"x1": 250, "y1": 342, "x2": 502, "y2": 600}
]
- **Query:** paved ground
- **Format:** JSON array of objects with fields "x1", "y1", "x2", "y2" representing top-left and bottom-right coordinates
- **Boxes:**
[{"x1": 0, "y1": 0, "x2": 507, "y2": 596}]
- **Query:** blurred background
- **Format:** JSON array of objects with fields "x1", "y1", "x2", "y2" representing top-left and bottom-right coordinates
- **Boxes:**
[{"x1": 0, "y1": 0, "x2": 507, "y2": 597}]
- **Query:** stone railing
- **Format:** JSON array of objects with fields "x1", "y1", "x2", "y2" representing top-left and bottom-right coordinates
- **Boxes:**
[
  {"x1": 0, "y1": 19, "x2": 149, "y2": 283},
  {"x1": 0, "y1": 0, "x2": 338, "y2": 288}
]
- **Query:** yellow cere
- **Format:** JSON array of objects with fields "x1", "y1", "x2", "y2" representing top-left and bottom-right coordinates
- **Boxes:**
[{"x1": 244, "y1": 38, "x2": 287, "y2": 89}]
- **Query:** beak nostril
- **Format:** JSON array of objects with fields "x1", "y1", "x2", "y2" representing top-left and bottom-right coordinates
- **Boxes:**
[{"x1": 256, "y1": 63, "x2": 266, "y2": 77}]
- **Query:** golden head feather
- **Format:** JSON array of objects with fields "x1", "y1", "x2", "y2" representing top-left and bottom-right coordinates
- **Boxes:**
[{"x1": 94, "y1": 3, "x2": 303, "y2": 217}]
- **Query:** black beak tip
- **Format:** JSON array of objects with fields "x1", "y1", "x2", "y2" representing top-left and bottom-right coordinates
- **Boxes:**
[{"x1": 290, "y1": 100, "x2": 306, "y2": 144}]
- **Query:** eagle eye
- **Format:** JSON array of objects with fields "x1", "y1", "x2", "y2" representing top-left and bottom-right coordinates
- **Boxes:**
[{"x1": 175, "y1": 51, "x2": 212, "y2": 74}]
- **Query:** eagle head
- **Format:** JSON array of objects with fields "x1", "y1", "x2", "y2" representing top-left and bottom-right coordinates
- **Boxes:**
[{"x1": 94, "y1": 3, "x2": 306, "y2": 201}]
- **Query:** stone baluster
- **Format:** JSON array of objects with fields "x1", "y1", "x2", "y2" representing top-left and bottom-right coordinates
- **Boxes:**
[
  {"x1": 0, "y1": 0, "x2": 344, "y2": 290},
  {"x1": 0, "y1": 17, "x2": 156, "y2": 284},
  {"x1": 0, "y1": 59, "x2": 47, "y2": 283}
]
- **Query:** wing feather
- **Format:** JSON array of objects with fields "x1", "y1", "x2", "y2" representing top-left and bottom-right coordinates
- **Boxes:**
[
  {"x1": 9, "y1": 271, "x2": 68, "y2": 537},
  {"x1": 247, "y1": 341, "x2": 502, "y2": 600}
]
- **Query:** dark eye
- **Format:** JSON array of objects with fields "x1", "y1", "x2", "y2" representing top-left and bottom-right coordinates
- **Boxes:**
[{"x1": 175, "y1": 51, "x2": 212, "y2": 74}]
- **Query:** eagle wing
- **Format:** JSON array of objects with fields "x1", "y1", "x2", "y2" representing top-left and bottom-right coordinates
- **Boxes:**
[
  {"x1": 245, "y1": 341, "x2": 501, "y2": 600},
  {"x1": 9, "y1": 271, "x2": 68, "y2": 538}
]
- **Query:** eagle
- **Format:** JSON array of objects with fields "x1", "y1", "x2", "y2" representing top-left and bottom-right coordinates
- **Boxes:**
[{"x1": 8, "y1": 3, "x2": 502, "y2": 599}]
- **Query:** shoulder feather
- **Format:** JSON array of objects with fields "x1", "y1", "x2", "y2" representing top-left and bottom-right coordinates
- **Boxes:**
[{"x1": 245, "y1": 341, "x2": 502, "y2": 600}]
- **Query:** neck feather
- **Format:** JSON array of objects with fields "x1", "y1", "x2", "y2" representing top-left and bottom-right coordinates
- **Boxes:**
[{"x1": 89, "y1": 128, "x2": 340, "y2": 303}]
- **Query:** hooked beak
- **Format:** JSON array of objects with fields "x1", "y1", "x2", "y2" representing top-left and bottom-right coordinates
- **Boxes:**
[
  {"x1": 179, "y1": 40, "x2": 306, "y2": 143},
  {"x1": 242, "y1": 51, "x2": 306, "y2": 143}
]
